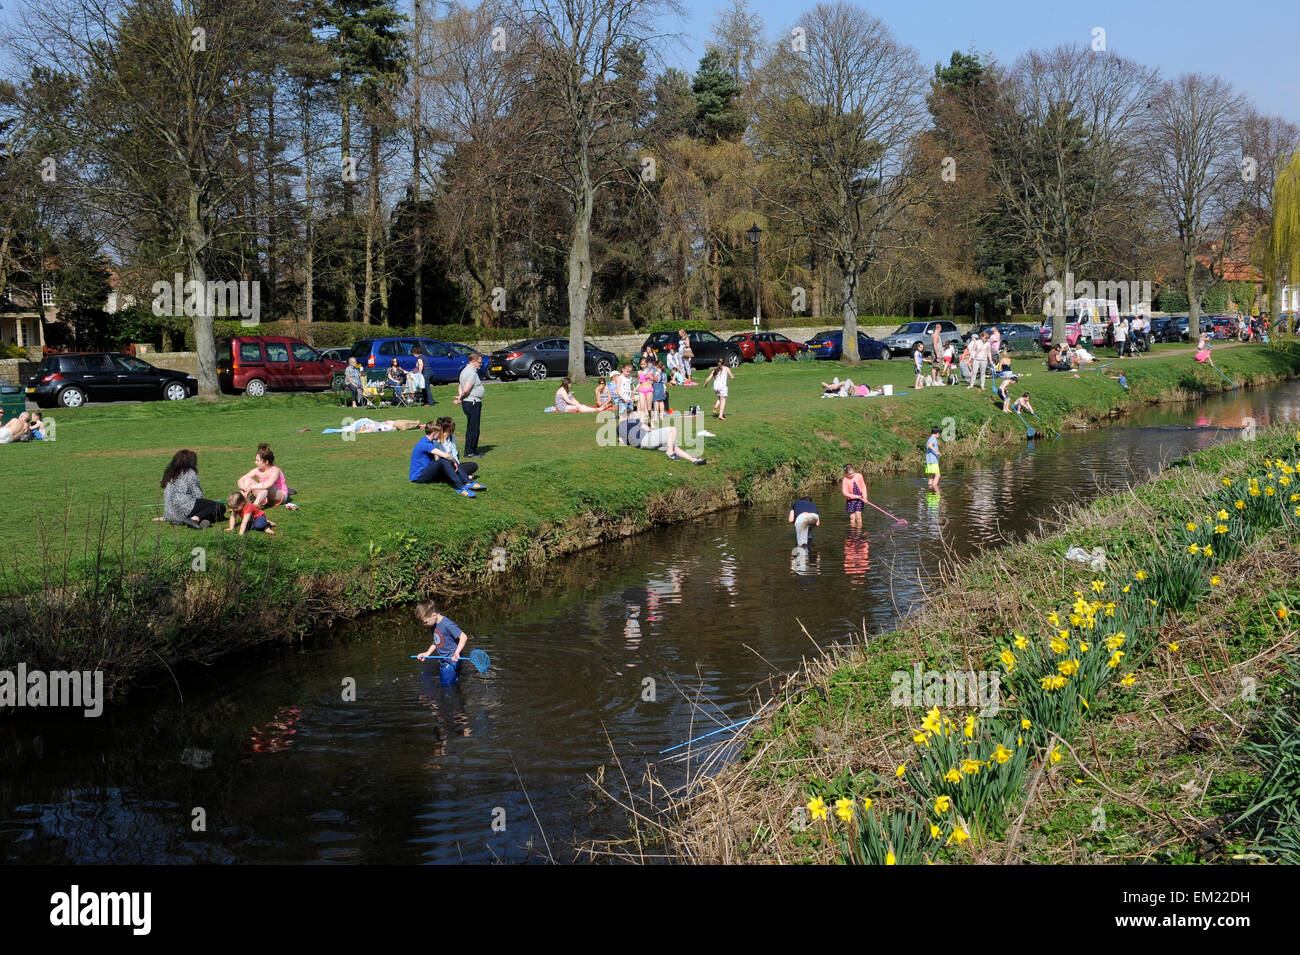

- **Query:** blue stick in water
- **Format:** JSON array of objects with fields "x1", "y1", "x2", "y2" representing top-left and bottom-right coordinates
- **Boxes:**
[
  {"x1": 410, "y1": 649, "x2": 492, "y2": 673},
  {"x1": 1014, "y1": 410, "x2": 1036, "y2": 439}
]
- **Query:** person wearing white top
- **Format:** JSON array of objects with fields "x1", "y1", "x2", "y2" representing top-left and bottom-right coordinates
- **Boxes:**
[{"x1": 967, "y1": 333, "x2": 990, "y2": 390}]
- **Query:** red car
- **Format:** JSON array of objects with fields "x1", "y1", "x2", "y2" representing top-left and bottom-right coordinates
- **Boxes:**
[
  {"x1": 217, "y1": 335, "x2": 345, "y2": 397},
  {"x1": 727, "y1": 333, "x2": 758, "y2": 361},
  {"x1": 728, "y1": 331, "x2": 808, "y2": 361}
]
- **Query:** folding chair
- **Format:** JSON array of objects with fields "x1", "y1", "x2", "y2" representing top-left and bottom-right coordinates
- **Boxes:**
[
  {"x1": 358, "y1": 383, "x2": 383, "y2": 410},
  {"x1": 392, "y1": 386, "x2": 417, "y2": 409}
]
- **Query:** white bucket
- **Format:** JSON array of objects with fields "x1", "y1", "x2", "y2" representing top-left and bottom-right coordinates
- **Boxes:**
[{"x1": 882, "y1": 384, "x2": 894, "y2": 396}]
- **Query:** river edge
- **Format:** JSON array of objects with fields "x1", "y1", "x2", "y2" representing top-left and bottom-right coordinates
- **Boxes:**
[
  {"x1": 4, "y1": 345, "x2": 1300, "y2": 716},
  {"x1": 661, "y1": 424, "x2": 1300, "y2": 864}
]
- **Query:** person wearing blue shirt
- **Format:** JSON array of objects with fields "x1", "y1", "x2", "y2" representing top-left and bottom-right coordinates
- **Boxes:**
[
  {"x1": 414, "y1": 600, "x2": 470, "y2": 684},
  {"x1": 409, "y1": 422, "x2": 476, "y2": 497}
]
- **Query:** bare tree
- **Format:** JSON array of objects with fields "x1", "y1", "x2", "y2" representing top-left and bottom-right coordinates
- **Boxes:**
[
  {"x1": 1235, "y1": 111, "x2": 1300, "y2": 321},
  {"x1": 512, "y1": 0, "x2": 681, "y2": 381},
  {"x1": 755, "y1": 2, "x2": 929, "y2": 363},
  {"x1": 1143, "y1": 73, "x2": 1247, "y2": 339}
]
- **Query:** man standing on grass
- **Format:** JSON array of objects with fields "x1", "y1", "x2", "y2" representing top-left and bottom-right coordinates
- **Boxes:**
[{"x1": 454, "y1": 352, "x2": 486, "y2": 458}]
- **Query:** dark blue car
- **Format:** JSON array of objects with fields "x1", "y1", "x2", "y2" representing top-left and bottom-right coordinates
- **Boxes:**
[
  {"x1": 803, "y1": 330, "x2": 891, "y2": 361},
  {"x1": 348, "y1": 337, "x2": 471, "y2": 383}
]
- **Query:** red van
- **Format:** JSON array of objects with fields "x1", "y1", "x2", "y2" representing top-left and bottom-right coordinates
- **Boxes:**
[{"x1": 217, "y1": 335, "x2": 344, "y2": 396}]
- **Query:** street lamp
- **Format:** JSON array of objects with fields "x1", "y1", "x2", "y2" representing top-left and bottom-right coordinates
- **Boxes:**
[{"x1": 747, "y1": 222, "x2": 763, "y2": 328}]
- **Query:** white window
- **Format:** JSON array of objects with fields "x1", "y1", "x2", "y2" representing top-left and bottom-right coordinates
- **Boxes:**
[{"x1": 41, "y1": 283, "x2": 56, "y2": 307}]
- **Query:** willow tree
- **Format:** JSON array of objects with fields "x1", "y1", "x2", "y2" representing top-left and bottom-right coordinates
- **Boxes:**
[{"x1": 1267, "y1": 149, "x2": 1300, "y2": 340}]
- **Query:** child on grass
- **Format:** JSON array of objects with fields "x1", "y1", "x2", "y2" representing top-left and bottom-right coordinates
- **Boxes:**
[{"x1": 225, "y1": 491, "x2": 276, "y2": 535}]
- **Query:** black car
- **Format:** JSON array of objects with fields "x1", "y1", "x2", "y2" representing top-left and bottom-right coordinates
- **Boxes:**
[
  {"x1": 1148, "y1": 317, "x2": 1181, "y2": 343},
  {"x1": 640, "y1": 330, "x2": 743, "y2": 368},
  {"x1": 487, "y1": 338, "x2": 619, "y2": 381},
  {"x1": 26, "y1": 353, "x2": 197, "y2": 408}
]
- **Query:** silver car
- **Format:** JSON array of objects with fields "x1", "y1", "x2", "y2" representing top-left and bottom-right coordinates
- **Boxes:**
[{"x1": 881, "y1": 320, "x2": 964, "y2": 358}]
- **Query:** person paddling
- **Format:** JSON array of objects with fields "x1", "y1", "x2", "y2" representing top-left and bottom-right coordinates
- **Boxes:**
[
  {"x1": 842, "y1": 464, "x2": 867, "y2": 528},
  {"x1": 415, "y1": 600, "x2": 471, "y2": 683}
]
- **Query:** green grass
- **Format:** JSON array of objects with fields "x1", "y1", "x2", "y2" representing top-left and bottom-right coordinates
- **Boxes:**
[{"x1": 3, "y1": 342, "x2": 1299, "y2": 653}]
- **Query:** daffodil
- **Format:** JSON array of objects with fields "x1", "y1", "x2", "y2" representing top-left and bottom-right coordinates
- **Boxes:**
[
  {"x1": 1058, "y1": 658, "x2": 1080, "y2": 677},
  {"x1": 1092, "y1": 579, "x2": 1106, "y2": 593},
  {"x1": 1047, "y1": 611, "x2": 1060, "y2": 627},
  {"x1": 946, "y1": 826, "x2": 970, "y2": 846},
  {"x1": 1079, "y1": 641, "x2": 1091, "y2": 652},
  {"x1": 1135, "y1": 571, "x2": 1147, "y2": 581},
  {"x1": 960, "y1": 758, "x2": 982, "y2": 775},
  {"x1": 1120, "y1": 673, "x2": 1136, "y2": 686},
  {"x1": 994, "y1": 744, "x2": 1012, "y2": 764},
  {"x1": 1105, "y1": 633, "x2": 1126, "y2": 651},
  {"x1": 835, "y1": 798, "x2": 854, "y2": 822},
  {"x1": 920, "y1": 707, "x2": 943, "y2": 735},
  {"x1": 1186, "y1": 522, "x2": 1197, "y2": 532},
  {"x1": 1217, "y1": 509, "x2": 1230, "y2": 520},
  {"x1": 913, "y1": 733, "x2": 929, "y2": 747},
  {"x1": 1048, "y1": 748, "x2": 1062, "y2": 765},
  {"x1": 1104, "y1": 602, "x2": 1116, "y2": 617},
  {"x1": 895, "y1": 764, "x2": 906, "y2": 778},
  {"x1": 886, "y1": 850, "x2": 896, "y2": 865},
  {"x1": 1202, "y1": 545, "x2": 1213, "y2": 558},
  {"x1": 808, "y1": 796, "x2": 828, "y2": 820},
  {"x1": 862, "y1": 797, "x2": 874, "y2": 810},
  {"x1": 1021, "y1": 718, "x2": 1032, "y2": 730},
  {"x1": 1081, "y1": 698, "x2": 1090, "y2": 710},
  {"x1": 1168, "y1": 642, "x2": 1180, "y2": 652},
  {"x1": 1279, "y1": 606, "x2": 1290, "y2": 621},
  {"x1": 1222, "y1": 478, "x2": 1233, "y2": 487},
  {"x1": 1108, "y1": 650, "x2": 1125, "y2": 668},
  {"x1": 1215, "y1": 524, "x2": 1228, "y2": 534},
  {"x1": 1122, "y1": 584, "x2": 1131, "y2": 593},
  {"x1": 1014, "y1": 634, "x2": 1028, "y2": 650},
  {"x1": 1051, "y1": 635, "x2": 1069, "y2": 654},
  {"x1": 1210, "y1": 575, "x2": 1220, "y2": 586},
  {"x1": 963, "y1": 715, "x2": 976, "y2": 739},
  {"x1": 934, "y1": 795, "x2": 950, "y2": 814},
  {"x1": 1000, "y1": 648, "x2": 1015, "y2": 669},
  {"x1": 1235, "y1": 500, "x2": 1246, "y2": 510},
  {"x1": 930, "y1": 823, "x2": 941, "y2": 839},
  {"x1": 1040, "y1": 674, "x2": 1067, "y2": 691},
  {"x1": 945, "y1": 766, "x2": 962, "y2": 784},
  {"x1": 1187, "y1": 543, "x2": 1200, "y2": 554}
]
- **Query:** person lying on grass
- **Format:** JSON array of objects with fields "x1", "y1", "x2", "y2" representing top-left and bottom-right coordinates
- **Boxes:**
[
  {"x1": 616, "y1": 411, "x2": 706, "y2": 465},
  {"x1": 321, "y1": 418, "x2": 422, "y2": 435},
  {"x1": 226, "y1": 491, "x2": 277, "y2": 535},
  {"x1": 0, "y1": 412, "x2": 32, "y2": 444}
]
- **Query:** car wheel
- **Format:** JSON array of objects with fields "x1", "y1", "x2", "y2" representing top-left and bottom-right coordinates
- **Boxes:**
[
  {"x1": 163, "y1": 382, "x2": 188, "y2": 401},
  {"x1": 595, "y1": 358, "x2": 614, "y2": 377},
  {"x1": 58, "y1": 386, "x2": 85, "y2": 408},
  {"x1": 877, "y1": 347, "x2": 891, "y2": 361},
  {"x1": 245, "y1": 378, "x2": 267, "y2": 397},
  {"x1": 331, "y1": 374, "x2": 346, "y2": 393},
  {"x1": 528, "y1": 361, "x2": 548, "y2": 381},
  {"x1": 725, "y1": 352, "x2": 740, "y2": 368}
]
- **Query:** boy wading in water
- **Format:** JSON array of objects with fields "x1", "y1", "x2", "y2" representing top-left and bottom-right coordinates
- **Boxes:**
[
  {"x1": 789, "y1": 497, "x2": 820, "y2": 553},
  {"x1": 415, "y1": 600, "x2": 471, "y2": 683},
  {"x1": 842, "y1": 464, "x2": 867, "y2": 528},
  {"x1": 925, "y1": 426, "x2": 942, "y2": 493}
]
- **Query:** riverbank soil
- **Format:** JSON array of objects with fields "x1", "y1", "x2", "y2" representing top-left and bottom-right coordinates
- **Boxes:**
[
  {"x1": 667, "y1": 426, "x2": 1300, "y2": 864},
  {"x1": 2, "y1": 341, "x2": 1298, "y2": 700}
]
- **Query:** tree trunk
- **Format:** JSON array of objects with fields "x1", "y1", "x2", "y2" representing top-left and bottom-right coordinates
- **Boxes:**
[
  {"x1": 301, "y1": 90, "x2": 314, "y2": 323},
  {"x1": 839, "y1": 252, "x2": 861, "y2": 364},
  {"x1": 1185, "y1": 246, "x2": 1201, "y2": 339},
  {"x1": 186, "y1": 184, "x2": 217, "y2": 396},
  {"x1": 567, "y1": 169, "x2": 595, "y2": 382},
  {"x1": 266, "y1": 76, "x2": 278, "y2": 310}
]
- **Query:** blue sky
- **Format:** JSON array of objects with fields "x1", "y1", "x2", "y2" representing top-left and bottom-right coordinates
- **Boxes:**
[
  {"x1": 673, "y1": 0, "x2": 1300, "y2": 122},
  {"x1": 0, "y1": 0, "x2": 1295, "y2": 122}
]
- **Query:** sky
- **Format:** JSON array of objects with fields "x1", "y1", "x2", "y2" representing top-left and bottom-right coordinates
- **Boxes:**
[
  {"x1": 0, "y1": 0, "x2": 1296, "y2": 122},
  {"x1": 672, "y1": 0, "x2": 1300, "y2": 123}
]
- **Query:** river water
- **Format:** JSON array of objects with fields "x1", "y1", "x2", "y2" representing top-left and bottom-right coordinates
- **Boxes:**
[{"x1": 4, "y1": 382, "x2": 1299, "y2": 864}]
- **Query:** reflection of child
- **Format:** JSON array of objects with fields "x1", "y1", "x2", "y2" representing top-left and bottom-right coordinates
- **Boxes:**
[{"x1": 226, "y1": 491, "x2": 276, "y2": 535}]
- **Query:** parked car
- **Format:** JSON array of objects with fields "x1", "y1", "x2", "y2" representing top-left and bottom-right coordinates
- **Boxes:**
[
  {"x1": 1173, "y1": 315, "x2": 1190, "y2": 340},
  {"x1": 317, "y1": 346, "x2": 352, "y2": 362},
  {"x1": 1203, "y1": 315, "x2": 1238, "y2": 340},
  {"x1": 347, "y1": 337, "x2": 471, "y2": 384},
  {"x1": 726, "y1": 333, "x2": 757, "y2": 362},
  {"x1": 1148, "y1": 317, "x2": 1182, "y2": 343},
  {"x1": 881, "y1": 320, "x2": 963, "y2": 358},
  {"x1": 446, "y1": 341, "x2": 492, "y2": 379},
  {"x1": 641, "y1": 330, "x2": 744, "y2": 368},
  {"x1": 803, "y1": 330, "x2": 891, "y2": 361},
  {"x1": 217, "y1": 335, "x2": 343, "y2": 397},
  {"x1": 27, "y1": 352, "x2": 197, "y2": 408},
  {"x1": 962, "y1": 323, "x2": 1040, "y2": 350},
  {"x1": 488, "y1": 338, "x2": 619, "y2": 380},
  {"x1": 755, "y1": 331, "x2": 809, "y2": 360}
]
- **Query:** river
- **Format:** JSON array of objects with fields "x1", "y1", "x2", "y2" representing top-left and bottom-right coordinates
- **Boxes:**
[{"x1": 3, "y1": 381, "x2": 1298, "y2": 863}]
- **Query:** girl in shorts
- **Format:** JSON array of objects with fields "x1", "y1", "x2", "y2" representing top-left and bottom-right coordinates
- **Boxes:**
[{"x1": 842, "y1": 464, "x2": 867, "y2": 528}]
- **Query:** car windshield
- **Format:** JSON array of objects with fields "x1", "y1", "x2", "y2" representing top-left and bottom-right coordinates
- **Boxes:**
[
  {"x1": 893, "y1": 323, "x2": 926, "y2": 334},
  {"x1": 506, "y1": 341, "x2": 532, "y2": 351}
]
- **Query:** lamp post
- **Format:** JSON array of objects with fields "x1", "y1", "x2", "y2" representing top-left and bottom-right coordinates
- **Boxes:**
[{"x1": 747, "y1": 222, "x2": 763, "y2": 328}]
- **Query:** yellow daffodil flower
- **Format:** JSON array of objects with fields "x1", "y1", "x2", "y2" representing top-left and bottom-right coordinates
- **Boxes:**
[
  {"x1": 934, "y1": 795, "x2": 950, "y2": 813},
  {"x1": 886, "y1": 850, "x2": 896, "y2": 865},
  {"x1": 1021, "y1": 718, "x2": 1032, "y2": 730},
  {"x1": 1039, "y1": 674, "x2": 1067, "y2": 691},
  {"x1": 947, "y1": 826, "x2": 970, "y2": 846},
  {"x1": 1014, "y1": 634, "x2": 1028, "y2": 650},
  {"x1": 1168, "y1": 642, "x2": 1180, "y2": 652},
  {"x1": 1210, "y1": 575, "x2": 1220, "y2": 586},
  {"x1": 945, "y1": 766, "x2": 962, "y2": 784},
  {"x1": 994, "y1": 744, "x2": 1012, "y2": 764},
  {"x1": 1108, "y1": 650, "x2": 1125, "y2": 668},
  {"x1": 1048, "y1": 748, "x2": 1062, "y2": 765},
  {"x1": 862, "y1": 797, "x2": 874, "y2": 810},
  {"x1": 808, "y1": 796, "x2": 828, "y2": 820},
  {"x1": 960, "y1": 758, "x2": 981, "y2": 775},
  {"x1": 896, "y1": 764, "x2": 906, "y2": 778},
  {"x1": 1120, "y1": 673, "x2": 1136, "y2": 686},
  {"x1": 835, "y1": 798, "x2": 854, "y2": 822},
  {"x1": 1058, "y1": 658, "x2": 1080, "y2": 677},
  {"x1": 1135, "y1": 571, "x2": 1147, "y2": 581},
  {"x1": 964, "y1": 715, "x2": 976, "y2": 739}
]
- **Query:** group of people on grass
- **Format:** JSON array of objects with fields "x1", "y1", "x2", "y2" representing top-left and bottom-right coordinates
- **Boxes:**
[
  {"x1": 409, "y1": 417, "x2": 486, "y2": 497},
  {"x1": 158, "y1": 443, "x2": 294, "y2": 535},
  {"x1": 342, "y1": 348, "x2": 441, "y2": 408}
]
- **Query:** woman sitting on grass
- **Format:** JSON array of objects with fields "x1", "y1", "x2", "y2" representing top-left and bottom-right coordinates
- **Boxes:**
[
  {"x1": 409, "y1": 421, "x2": 483, "y2": 497},
  {"x1": 555, "y1": 378, "x2": 599, "y2": 412},
  {"x1": 436, "y1": 417, "x2": 480, "y2": 484},
  {"x1": 157, "y1": 449, "x2": 225, "y2": 529},
  {"x1": 237, "y1": 443, "x2": 290, "y2": 509}
]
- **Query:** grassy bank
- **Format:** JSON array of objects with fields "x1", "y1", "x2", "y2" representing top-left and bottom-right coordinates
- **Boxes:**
[
  {"x1": 2, "y1": 341, "x2": 1299, "y2": 703},
  {"x1": 665, "y1": 424, "x2": 1300, "y2": 864}
]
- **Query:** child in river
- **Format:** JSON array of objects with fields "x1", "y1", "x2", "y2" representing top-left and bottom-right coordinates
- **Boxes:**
[
  {"x1": 842, "y1": 464, "x2": 867, "y2": 527},
  {"x1": 788, "y1": 497, "x2": 820, "y2": 551},
  {"x1": 415, "y1": 600, "x2": 471, "y2": 683},
  {"x1": 925, "y1": 426, "x2": 941, "y2": 493}
]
